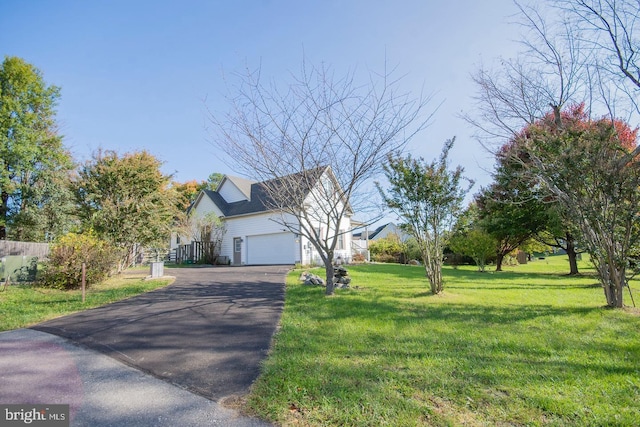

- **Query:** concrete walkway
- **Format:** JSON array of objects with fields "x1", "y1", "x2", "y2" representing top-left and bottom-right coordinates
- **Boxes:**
[{"x1": 0, "y1": 265, "x2": 289, "y2": 426}]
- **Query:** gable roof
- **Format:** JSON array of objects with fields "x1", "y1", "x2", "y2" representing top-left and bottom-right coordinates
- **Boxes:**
[
  {"x1": 199, "y1": 167, "x2": 329, "y2": 218},
  {"x1": 353, "y1": 223, "x2": 405, "y2": 240},
  {"x1": 217, "y1": 175, "x2": 255, "y2": 198},
  {"x1": 370, "y1": 223, "x2": 395, "y2": 240}
]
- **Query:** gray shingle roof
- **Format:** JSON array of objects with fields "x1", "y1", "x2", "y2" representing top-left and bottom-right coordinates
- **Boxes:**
[{"x1": 201, "y1": 167, "x2": 328, "y2": 218}]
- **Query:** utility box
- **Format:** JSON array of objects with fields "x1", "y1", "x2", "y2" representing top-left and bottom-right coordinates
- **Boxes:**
[{"x1": 150, "y1": 261, "x2": 164, "y2": 278}]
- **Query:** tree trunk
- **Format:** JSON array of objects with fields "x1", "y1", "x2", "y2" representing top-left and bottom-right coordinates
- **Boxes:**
[
  {"x1": 609, "y1": 268, "x2": 625, "y2": 308},
  {"x1": 430, "y1": 267, "x2": 443, "y2": 294},
  {"x1": 474, "y1": 256, "x2": 487, "y2": 272},
  {"x1": 596, "y1": 257, "x2": 625, "y2": 308},
  {"x1": 423, "y1": 254, "x2": 443, "y2": 295},
  {"x1": 324, "y1": 249, "x2": 335, "y2": 296},
  {"x1": 324, "y1": 261, "x2": 335, "y2": 296},
  {"x1": 603, "y1": 281, "x2": 624, "y2": 308},
  {"x1": 0, "y1": 191, "x2": 8, "y2": 239},
  {"x1": 566, "y1": 237, "x2": 579, "y2": 275},
  {"x1": 495, "y1": 252, "x2": 505, "y2": 271}
]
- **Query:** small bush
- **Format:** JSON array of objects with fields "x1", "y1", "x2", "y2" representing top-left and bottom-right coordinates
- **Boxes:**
[
  {"x1": 373, "y1": 253, "x2": 398, "y2": 263},
  {"x1": 352, "y1": 253, "x2": 366, "y2": 263},
  {"x1": 40, "y1": 232, "x2": 120, "y2": 290}
]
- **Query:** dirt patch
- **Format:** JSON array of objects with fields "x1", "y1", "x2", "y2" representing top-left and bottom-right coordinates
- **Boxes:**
[
  {"x1": 624, "y1": 306, "x2": 640, "y2": 316},
  {"x1": 219, "y1": 394, "x2": 248, "y2": 410}
]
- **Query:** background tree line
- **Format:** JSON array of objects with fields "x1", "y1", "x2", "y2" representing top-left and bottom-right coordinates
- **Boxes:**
[
  {"x1": 4, "y1": 0, "x2": 640, "y2": 308},
  {"x1": 460, "y1": 0, "x2": 640, "y2": 308},
  {"x1": 0, "y1": 55, "x2": 219, "y2": 288},
  {"x1": 375, "y1": 0, "x2": 640, "y2": 310}
]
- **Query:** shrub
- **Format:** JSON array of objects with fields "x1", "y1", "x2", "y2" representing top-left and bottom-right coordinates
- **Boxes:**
[
  {"x1": 373, "y1": 253, "x2": 398, "y2": 263},
  {"x1": 40, "y1": 232, "x2": 120, "y2": 289},
  {"x1": 352, "y1": 253, "x2": 366, "y2": 263},
  {"x1": 369, "y1": 235, "x2": 403, "y2": 263}
]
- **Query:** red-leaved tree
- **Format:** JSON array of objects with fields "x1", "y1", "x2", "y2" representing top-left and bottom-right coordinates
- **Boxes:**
[{"x1": 511, "y1": 103, "x2": 639, "y2": 307}]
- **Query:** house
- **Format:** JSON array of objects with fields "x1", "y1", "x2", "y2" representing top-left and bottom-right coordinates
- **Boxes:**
[
  {"x1": 352, "y1": 222, "x2": 409, "y2": 258},
  {"x1": 171, "y1": 167, "x2": 353, "y2": 265}
]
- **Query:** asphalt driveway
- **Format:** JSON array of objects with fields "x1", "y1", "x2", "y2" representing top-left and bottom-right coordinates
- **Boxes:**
[{"x1": 32, "y1": 265, "x2": 288, "y2": 402}]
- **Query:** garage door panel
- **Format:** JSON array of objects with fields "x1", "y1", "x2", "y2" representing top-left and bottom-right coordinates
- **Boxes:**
[{"x1": 247, "y1": 233, "x2": 295, "y2": 264}]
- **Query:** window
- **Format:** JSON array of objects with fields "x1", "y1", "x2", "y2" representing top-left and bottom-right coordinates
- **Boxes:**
[{"x1": 337, "y1": 230, "x2": 345, "y2": 250}]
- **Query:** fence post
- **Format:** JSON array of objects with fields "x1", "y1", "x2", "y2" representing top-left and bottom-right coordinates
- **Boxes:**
[{"x1": 82, "y1": 263, "x2": 86, "y2": 303}]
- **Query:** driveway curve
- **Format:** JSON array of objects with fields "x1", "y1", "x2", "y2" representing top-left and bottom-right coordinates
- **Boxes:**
[{"x1": 32, "y1": 265, "x2": 288, "y2": 402}]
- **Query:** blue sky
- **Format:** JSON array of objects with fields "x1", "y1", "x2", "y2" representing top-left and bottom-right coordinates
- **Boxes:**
[{"x1": 1, "y1": 0, "x2": 522, "y2": 197}]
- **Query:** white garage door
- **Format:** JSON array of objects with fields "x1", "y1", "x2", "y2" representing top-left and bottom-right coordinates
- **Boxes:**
[{"x1": 247, "y1": 232, "x2": 295, "y2": 265}]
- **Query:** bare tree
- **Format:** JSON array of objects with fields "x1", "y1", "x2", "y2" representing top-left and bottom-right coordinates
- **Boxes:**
[
  {"x1": 553, "y1": 0, "x2": 640, "y2": 162},
  {"x1": 175, "y1": 211, "x2": 226, "y2": 264},
  {"x1": 468, "y1": 0, "x2": 640, "y2": 143},
  {"x1": 559, "y1": 0, "x2": 640, "y2": 102},
  {"x1": 208, "y1": 59, "x2": 433, "y2": 295},
  {"x1": 466, "y1": 1, "x2": 590, "y2": 148}
]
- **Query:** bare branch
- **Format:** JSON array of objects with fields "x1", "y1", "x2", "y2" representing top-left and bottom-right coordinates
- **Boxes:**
[{"x1": 207, "y1": 57, "x2": 434, "y2": 294}]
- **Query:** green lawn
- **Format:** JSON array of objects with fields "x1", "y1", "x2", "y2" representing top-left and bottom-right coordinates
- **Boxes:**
[
  {"x1": 0, "y1": 268, "x2": 173, "y2": 331},
  {"x1": 247, "y1": 256, "x2": 640, "y2": 426}
]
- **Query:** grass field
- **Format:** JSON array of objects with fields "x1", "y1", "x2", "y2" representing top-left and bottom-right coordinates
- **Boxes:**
[
  {"x1": 247, "y1": 256, "x2": 640, "y2": 426},
  {"x1": 0, "y1": 268, "x2": 173, "y2": 331}
]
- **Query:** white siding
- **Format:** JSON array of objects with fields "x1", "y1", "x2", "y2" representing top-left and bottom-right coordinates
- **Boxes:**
[
  {"x1": 192, "y1": 193, "x2": 224, "y2": 218},
  {"x1": 175, "y1": 168, "x2": 354, "y2": 265},
  {"x1": 221, "y1": 212, "x2": 301, "y2": 265},
  {"x1": 299, "y1": 175, "x2": 353, "y2": 265},
  {"x1": 170, "y1": 232, "x2": 180, "y2": 250},
  {"x1": 298, "y1": 215, "x2": 352, "y2": 265},
  {"x1": 172, "y1": 192, "x2": 224, "y2": 251},
  {"x1": 218, "y1": 179, "x2": 249, "y2": 202}
]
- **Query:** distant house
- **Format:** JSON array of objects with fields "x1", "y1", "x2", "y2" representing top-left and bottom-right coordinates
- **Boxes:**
[
  {"x1": 171, "y1": 167, "x2": 353, "y2": 265},
  {"x1": 352, "y1": 223, "x2": 409, "y2": 258}
]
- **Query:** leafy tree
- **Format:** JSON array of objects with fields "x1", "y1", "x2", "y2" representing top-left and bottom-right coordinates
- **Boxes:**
[
  {"x1": 173, "y1": 179, "x2": 206, "y2": 210},
  {"x1": 403, "y1": 237, "x2": 422, "y2": 262},
  {"x1": 207, "y1": 172, "x2": 224, "y2": 190},
  {"x1": 0, "y1": 56, "x2": 74, "y2": 241},
  {"x1": 75, "y1": 150, "x2": 180, "y2": 272},
  {"x1": 172, "y1": 172, "x2": 225, "y2": 211},
  {"x1": 449, "y1": 228, "x2": 497, "y2": 272},
  {"x1": 514, "y1": 107, "x2": 640, "y2": 308},
  {"x1": 378, "y1": 139, "x2": 471, "y2": 294},
  {"x1": 534, "y1": 204, "x2": 583, "y2": 274},
  {"x1": 466, "y1": 0, "x2": 640, "y2": 306},
  {"x1": 475, "y1": 149, "x2": 549, "y2": 272},
  {"x1": 488, "y1": 105, "x2": 600, "y2": 275},
  {"x1": 520, "y1": 237, "x2": 552, "y2": 257},
  {"x1": 209, "y1": 59, "x2": 432, "y2": 295}
]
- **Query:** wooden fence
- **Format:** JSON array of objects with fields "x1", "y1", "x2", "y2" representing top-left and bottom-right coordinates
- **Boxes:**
[
  {"x1": 172, "y1": 241, "x2": 227, "y2": 265},
  {"x1": 0, "y1": 240, "x2": 50, "y2": 259}
]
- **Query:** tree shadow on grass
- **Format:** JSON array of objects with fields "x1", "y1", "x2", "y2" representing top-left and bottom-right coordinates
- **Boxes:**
[
  {"x1": 278, "y1": 266, "x2": 640, "y2": 425},
  {"x1": 288, "y1": 281, "x2": 604, "y2": 324}
]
